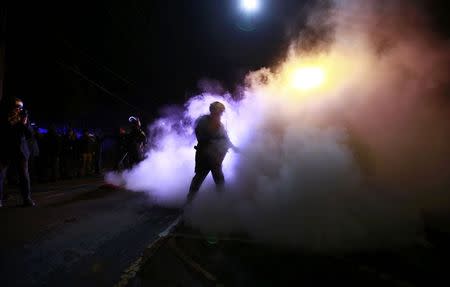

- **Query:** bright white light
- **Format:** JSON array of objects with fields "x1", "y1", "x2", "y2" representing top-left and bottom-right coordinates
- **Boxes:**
[
  {"x1": 241, "y1": 0, "x2": 260, "y2": 13},
  {"x1": 292, "y1": 67, "x2": 325, "y2": 91}
]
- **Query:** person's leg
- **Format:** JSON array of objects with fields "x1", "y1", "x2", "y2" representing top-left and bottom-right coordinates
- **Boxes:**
[
  {"x1": 211, "y1": 165, "x2": 225, "y2": 190},
  {"x1": 69, "y1": 157, "x2": 75, "y2": 178},
  {"x1": 51, "y1": 156, "x2": 58, "y2": 181},
  {"x1": 87, "y1": 153, "x2": 93, "y2": 175},
  {"x1": 17, "y1": 157, "x2": 34, "y2": 206},
  {"x1": 0, "y1": 161, "x2": 9, "y2": 206},
  {"x1": 81, "y1": 153, "x2": 88, "y2": 176},
  {"x1": 187, "y1": 169, "x2": 209, "y2": 202},
  {"x1": 127, "y1": 151, "x2": 138, "y2": 168}
]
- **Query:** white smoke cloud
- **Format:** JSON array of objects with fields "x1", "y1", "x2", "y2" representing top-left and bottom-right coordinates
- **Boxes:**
[{"x1": 107, "y1": 0, "x2": 450, "y2": 251}]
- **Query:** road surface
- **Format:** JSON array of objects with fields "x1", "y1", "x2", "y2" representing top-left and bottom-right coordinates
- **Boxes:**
[{"x1": 0, "y1": 177, "x2": 180, "y2": 287}]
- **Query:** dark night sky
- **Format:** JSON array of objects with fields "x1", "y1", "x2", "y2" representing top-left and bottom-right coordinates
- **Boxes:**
[
  {"x1": 5, "y1": 0, "x2": 304, "y2": 129},
  {"x1": 4, "y1": 0, "x2": 449, "y2": 130}
]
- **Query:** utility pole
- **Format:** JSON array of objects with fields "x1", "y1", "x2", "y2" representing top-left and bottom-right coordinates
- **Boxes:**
[{"x1": 0, "y1": 6, "x2": 6, "y2": 104}]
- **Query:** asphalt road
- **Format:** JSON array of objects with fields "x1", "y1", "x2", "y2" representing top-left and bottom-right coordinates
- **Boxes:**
[
  {"x1": 2, "y1": 178, "x2": 450, "y2": 287},
  {"x1": 126, "y1": 222, "x2": 450, "y2": 287},
  {"x1": 0, "y1": 177, "x2": 180, "y2": 287}
]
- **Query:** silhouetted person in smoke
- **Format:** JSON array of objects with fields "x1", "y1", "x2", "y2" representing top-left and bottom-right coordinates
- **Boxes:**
[
  {"x1": 127, "y1": 117, "x2": 147, "y2": 168},
  {"x1": 187, "y1": 101, "x2": 238, "y2": 203},
  {"x1": 0, "y1": 98, "x2": 36, "y2": 207}
]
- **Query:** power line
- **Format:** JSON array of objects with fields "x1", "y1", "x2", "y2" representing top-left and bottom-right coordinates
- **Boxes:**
[
  {"x1": 56, "y1": 60, "x2": 148, "y2": 116},
  {"x1": 62, "y1": 40, "x2": 137, "y2": 87}
]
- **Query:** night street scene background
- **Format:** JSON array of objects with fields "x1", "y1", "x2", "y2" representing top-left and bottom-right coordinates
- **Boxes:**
[{"x1": 1, "y1": 0, "x2": 450, "y2": 286}]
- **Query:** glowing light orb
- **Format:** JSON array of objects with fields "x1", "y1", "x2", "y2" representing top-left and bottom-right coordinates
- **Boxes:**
[
  {"x1": 240, "y1": 0, "x2": 260, "y2": 13},
  {"x1": 292, "y1": 67, "x2": 325, "y2": 91}
]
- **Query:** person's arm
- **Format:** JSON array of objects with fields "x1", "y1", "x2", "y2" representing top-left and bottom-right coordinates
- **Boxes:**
[
  {"x1": 24, "y1": 124, "x2": 34, "y2": 140},
  {"x1": 223, "y1": 128, "x2": 239, "y2": 153},
  {"x1": 139, "y1": 129, "x2": 147, "y2": 145},
  {"x1": 19, "y1": 118, "x2": 33, "y2": 140},
  {"x1": 229, "y1": 140, "x2": 239, "y2": 153}
]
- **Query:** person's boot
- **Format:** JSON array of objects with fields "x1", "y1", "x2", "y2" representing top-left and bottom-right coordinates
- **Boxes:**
[
  {"x1": 185, "y1": 192, "x2": 195, "y2": 206},
  {"x1": 22, "y1": 198, "x2": 36, "y2": 207}
]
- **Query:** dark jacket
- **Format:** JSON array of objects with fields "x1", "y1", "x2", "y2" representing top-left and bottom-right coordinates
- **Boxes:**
[
  {"x1": 194, "y1": 115, "x2": 232, "y2": 153},
  {"x1": 0, "y1": 120, "x2": 33, "y2": 160}
]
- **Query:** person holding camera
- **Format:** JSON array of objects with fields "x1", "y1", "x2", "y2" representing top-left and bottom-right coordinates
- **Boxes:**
[{"x1": 0, "y1": 98, "x2": 36, "y2": 207}]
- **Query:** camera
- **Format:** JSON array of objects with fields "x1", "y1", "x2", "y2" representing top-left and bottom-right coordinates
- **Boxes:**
[
  {"x1": 19, "y1": 109, "x2": 29, "y2": 118},
  {"x1": 8, "y1": 108, "x2": 29, "y2": 125}
]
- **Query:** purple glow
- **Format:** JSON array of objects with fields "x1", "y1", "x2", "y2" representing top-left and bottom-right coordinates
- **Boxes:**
[
  {"x1": 107, "y1": 93, "x2": 245, "y2": 205},
  {"x1": 107, "y1": 0, "x2": 450, "y2": 251}
]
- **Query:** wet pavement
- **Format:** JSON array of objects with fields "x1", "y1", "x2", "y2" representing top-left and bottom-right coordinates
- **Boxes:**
[
  {"x1": 0, "y1": 177, "x2": 180, "y2": 287},
  {"x1": 1, "y1": 178, "x2": 450, "y2": 287}
]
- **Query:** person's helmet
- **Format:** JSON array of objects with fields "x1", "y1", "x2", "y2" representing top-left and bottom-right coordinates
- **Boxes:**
[
  {"x1": 129, "y1": 116, "x2": 141, "y2": 127},
  {"x1": 209, "y1": 101, "x2": 225, "y2": 113}
]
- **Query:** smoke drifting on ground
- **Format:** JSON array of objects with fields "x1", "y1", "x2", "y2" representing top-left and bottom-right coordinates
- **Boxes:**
[{"x1": 107, "y1": 0, "x2": 450, "y2": 251}]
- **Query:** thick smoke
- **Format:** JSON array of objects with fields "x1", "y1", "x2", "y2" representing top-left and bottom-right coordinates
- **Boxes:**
[{"x1": 107, "y1": 0, "x2": 450, "y2": 251}]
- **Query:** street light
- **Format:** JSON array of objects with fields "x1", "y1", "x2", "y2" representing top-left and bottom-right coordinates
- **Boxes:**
[
  {"x1": 240, "y1": 0, "x2": 260, "y2": 13},
  {"x1": 236, "y1": 0, "x2": 261, "y2": 31}
]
